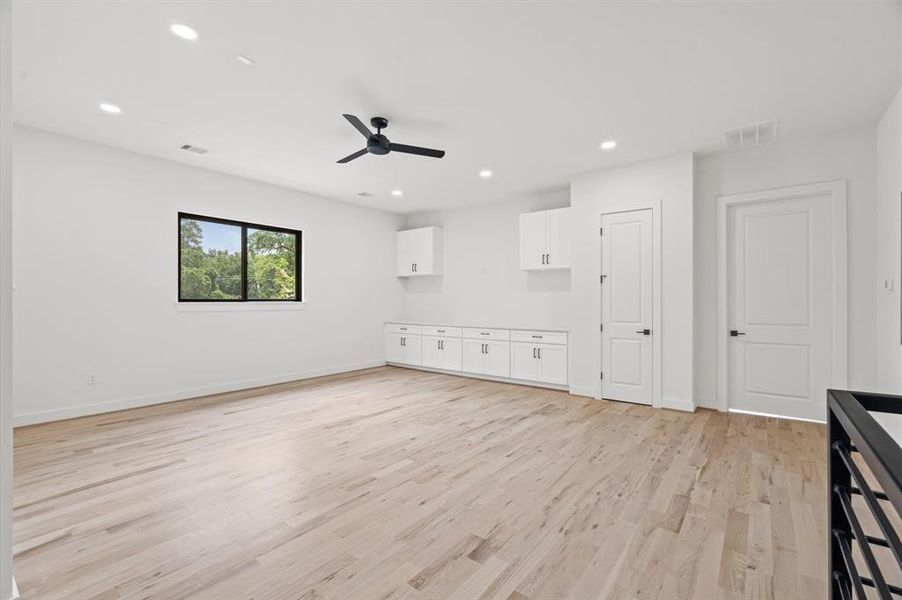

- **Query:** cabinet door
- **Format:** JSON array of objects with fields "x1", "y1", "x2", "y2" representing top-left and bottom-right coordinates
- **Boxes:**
[
  {"x1": 386, "y1": 333, "x2": 405, "y2": 363},
  {"x1": 545, "y1": 208, "x2": 571, "y2": 268},
  {"x1": 462, "y1": 339, "x2": 487, "y2": 374},
  {"x1": 537, "y1": 344, "x2": 567, "y2": 385},
  {"x1": 440, "y1": 338, "x2": 462, "y2": 372},
  {"x1": 510, "y1": 342, "x2": 539, "y2": 381},
  {"x1": 484, "y1": 341, "x2": 511, "y2": 378},
  {"x1": 410, "y1": 228, "x2": 433, "y2": 275},
  {"x1": 519, "y1": 211, "x2": 547, "y2": 270},
  {"x1": 402, "y1": 335, "x2": 422, "y2": 366},
  {"x1": 421, "y1": 336, "x2": 443, "y2": 369},
  {"x1": 396, "y1": 230, "x2": 415, "y2": 276}
]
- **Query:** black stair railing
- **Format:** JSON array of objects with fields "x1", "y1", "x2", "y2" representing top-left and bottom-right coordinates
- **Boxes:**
[{"x1": 829, "y1": 389, "x2": 902, "y2": 599}]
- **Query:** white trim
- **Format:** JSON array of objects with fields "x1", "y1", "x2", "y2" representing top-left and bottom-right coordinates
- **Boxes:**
[
  {"x1": 389, "y1": 363, "x2": 569, "y2": 392},
  {"x1": 9, "y1": 576, "x2": 16, "y2": 600},
  {"x1": 13, "y1": 360, "x2": 385, "y2": 427},
  {"x1": 568, "y1": 385, "x2": 598, "y2": 399},
  {"x1": 728, "y1": 408, "x2": 826, "y2": 425},
  {"x1": 659, "y1": 397, "x2": 696, "y2": 413},
  {"x1": 715, "y1": 179, "x2": 849, "y2": 414},
  {"x1": 175, "y1": 301, "x2": 307, "y2": 312},
  {"x1": 598, "y1": 200, "x2": 664, "y2": 409}
]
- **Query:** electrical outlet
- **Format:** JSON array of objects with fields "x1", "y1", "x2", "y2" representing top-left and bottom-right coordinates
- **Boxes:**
[{"x1": 87, "y1": 373, "x2": 98, "y2": 385}]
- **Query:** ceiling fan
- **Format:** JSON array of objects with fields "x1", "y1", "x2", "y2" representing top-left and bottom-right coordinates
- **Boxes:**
[{"x1": 337, "y1": 114, "x2": 446, "y2": 163}]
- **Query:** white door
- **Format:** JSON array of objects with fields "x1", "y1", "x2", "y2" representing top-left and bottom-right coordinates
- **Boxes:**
[
  {"x1": 484, "y1": 341, "x2": 510, "y2": 377},
  {"x1": 537, "y1": 344, "x2": 567, "y2": 385},
  {"x1": 545, "y1": 208, "x2": 571, "y2": 268},
  {"x1": 510, "y1": 342, "x2": 539, "y2": 380},
  {"x1": 396, "y1": 231, "x2": 415, "y2": 276},
  {"x1": 402, "y1": 335, "x2": 422, "y2": 366},
  {"x1": 601, "y1": 209, "x2": 653, "y2": 405},
  {"x1": 728, "y1": 195, "x2": 833, "y2": 421},
  {"x1": 462, "y1": 339, "x2": 486, "y2": 374},
  {"x1": 440, "y1": 338, "x2": 462, "y2": 371},
  {"x1": 421, "y1": 336, "x2": 443, "y2": 369},
  {"x1": 520, "y1": 211, "x2": 547, "y2": 270},
  {"x1": 386, "y1": 333, "x2": 405, "y2": 364},
  {"x1": 410, "y1": 228, "x2": 433, "y2": 274}
]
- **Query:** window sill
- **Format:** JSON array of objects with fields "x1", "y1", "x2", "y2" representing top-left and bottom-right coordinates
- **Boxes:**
[{"x1": 174, "y1": 302, "x2": 308, "y2": 312}]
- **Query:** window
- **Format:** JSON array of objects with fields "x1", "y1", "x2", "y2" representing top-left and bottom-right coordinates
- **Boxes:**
[{"x1": 178, "y1": 213, "x2": 302, "y2": 302}]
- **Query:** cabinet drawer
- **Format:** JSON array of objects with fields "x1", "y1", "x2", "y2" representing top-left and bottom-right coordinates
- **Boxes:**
[
  {"x1": 421, "y1": 325, "x2": 462, "y2": 337},
  {"x1": 510, "y1": 330, "x2": 567, "y2": 345},
  {"x1": 385, "y1": 323, "x2": 421, "y2": 335},
  {"x1": 462, "y1": 327, "x2": 510, "y2": 341}
]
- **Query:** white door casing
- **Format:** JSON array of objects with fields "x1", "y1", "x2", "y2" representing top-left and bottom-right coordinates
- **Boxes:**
[
  {"x1": 717, "y1": 181, "x2": 848, "y2": 422},
  {"x1": 601, "y1": 209, "x2": 654, "y2": 405}
]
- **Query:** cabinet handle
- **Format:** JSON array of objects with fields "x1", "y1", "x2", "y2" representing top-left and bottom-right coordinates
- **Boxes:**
[
  {"x1": 533, "y1": 348, "x2": 537, "y2": 358},
  {"x1": 401, "y1": 337, "x2": 405, "y2": 347},
  {"x1": 541, "y1": 253, "x2": 546, "y2": 265},
  {"x1": 414, "y1": 263, "x2": 418, "y2": 272},
  {"x1": 538, "y1": 348, "x2": 542, "y2": 359},
  {"x1": 546, "y1": 254, "x2": 550, "y2": 265}
]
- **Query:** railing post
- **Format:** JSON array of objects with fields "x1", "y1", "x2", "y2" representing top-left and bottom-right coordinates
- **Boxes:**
[{"x1": 829, "y1": 393, "x2": 852, "y2": 599}]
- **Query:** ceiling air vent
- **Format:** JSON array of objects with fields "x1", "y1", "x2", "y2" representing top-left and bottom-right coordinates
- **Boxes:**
[
  {"x1": 723, "y1": 120, "x2": 778, "y2": 151},
  {"x1": 180, "y1": 144, "x2": 209, "y2": 155}
]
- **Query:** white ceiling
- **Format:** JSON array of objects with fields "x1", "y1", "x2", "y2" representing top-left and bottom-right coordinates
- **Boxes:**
[{"x1": 12, "y1": 1, "x2": 901, "y2": 214}]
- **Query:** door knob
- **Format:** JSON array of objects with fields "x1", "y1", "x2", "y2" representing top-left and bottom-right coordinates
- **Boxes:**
[
  {"x1": 635, "y1": 329, "x2": 651, "y2": 335},
  {"x1": 730, "y1": 330, "x2": 746, "y2": 337}
]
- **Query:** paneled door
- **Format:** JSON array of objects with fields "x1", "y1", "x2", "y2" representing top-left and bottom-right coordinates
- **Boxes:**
[
  {"x1": 601, "y1": 209, "x2": 653, "y2": 405},
  {"x1": 728, "y1": 194, "x2": 833, "y2": 421}
]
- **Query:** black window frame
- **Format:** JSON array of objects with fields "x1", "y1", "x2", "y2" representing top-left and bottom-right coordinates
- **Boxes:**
[{"x1": 178, "y1": 212, "x2": 303, "y2": 303}]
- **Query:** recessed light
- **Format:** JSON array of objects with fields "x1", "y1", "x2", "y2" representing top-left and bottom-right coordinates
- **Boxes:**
[
  {"x1": 391, "y1": 189, "x2": 404, "y2": 197},
  {"x1": 170, "y1": 23, "x2": 198, "y2": 41},
  {"x1": 600, "y1": 140, "x2": 617, "y2": 150},
  {"x1": 235, "y1": 55, "x2": 255, "y2": 66},
  {"x1": 99, "y1": 103, "x2": 122, "y2": 114},
  {"x1": 479, "y1": 169, "x2": 493, "y2": 179}
]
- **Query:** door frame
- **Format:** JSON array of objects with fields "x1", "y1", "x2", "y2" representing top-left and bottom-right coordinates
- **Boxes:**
[
  {"x1": 715, "y1": 180, "x2": 848, "y2": 415},
  {"x1": 598, "y1": 200, "x2": 662, "y2": 407}
]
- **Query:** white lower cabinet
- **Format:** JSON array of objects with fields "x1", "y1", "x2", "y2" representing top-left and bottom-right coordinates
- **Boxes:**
[
  {"x1": 385, "y1": 332, "x2": 421, "y2": 366},
  {"x1": 421, "y1": 336, "x2": 462, "y2": 372},
  {"x1": 462, "y1": 339, "x2": 510, "y2": 378},
  {"x1": 387, "y1": 324, "x2": 565, "y2": 388},
  {"x1": 510, "y1": 342, "x2": 568, "y2": 385}
]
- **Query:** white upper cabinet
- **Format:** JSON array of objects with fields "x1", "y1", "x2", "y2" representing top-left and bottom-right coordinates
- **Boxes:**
[
  {"x1": 519, "y1": 208, "x2": 571, "y2": 270},
  {"x1": 397, "y1": 227, "x2": 443, "y2": 277}
]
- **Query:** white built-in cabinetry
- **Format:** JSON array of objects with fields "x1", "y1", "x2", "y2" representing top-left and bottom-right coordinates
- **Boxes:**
[
  {"x1": 519, "y1": 207, "x2": 571, "y2": 270},
  {"x1": 386, "y1": 322, "x2": 567, "y2": 388},
  {"x1": 396, "y1": 227, "x2": 443, "y2": 276}
]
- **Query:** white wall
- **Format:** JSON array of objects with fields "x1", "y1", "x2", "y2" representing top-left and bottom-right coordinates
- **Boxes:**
[
  {"x1": 0, "y1": 0, "x2": 14, "y2": 596},
  {"x1": 694, "y1": 127, "x2": 878, "y2": 409},
  {"x1": 401, "y1": 191, "x2": 571, "y2": 329},
  {"x1": 876, "y1": 88, "x2": 902, "y2": 393},
  {"x1": 569, "y1": 153, "x2": 695, "y2": 408},
  {"x1": 12, "y1": 126, "x2": 404, "y2": 425}
]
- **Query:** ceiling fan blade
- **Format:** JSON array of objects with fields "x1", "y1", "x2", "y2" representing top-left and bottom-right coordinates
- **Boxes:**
[
  {"x1": 336, "y1": 148, "x2": 368, "y2": 163},
  {"x1": 343, "y1": 114, "x2": 373, "y2": 138},
  {"x1": 389, "y1": 143, "x2": 445, "y2": 159}
]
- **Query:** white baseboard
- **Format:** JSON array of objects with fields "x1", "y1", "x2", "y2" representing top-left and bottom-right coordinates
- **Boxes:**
[
  {"x1": 728, "y1": 408, "x2": 825, "y2": 424},
  {"x1": 10, "y1": 576, "x2": 18, "y2": 600},
  {"x1": 657, "y1": 397, "x2": 696, "y2": 413},
  {"x1": 13, "y1": 360, "x2": 386, "y2": 427},
  {"x1": 389, "y1": 363, "x2": 569, "y2": 392},
  {"x1": 568, "y1": 386, "x2": 598, "y2": 399}
]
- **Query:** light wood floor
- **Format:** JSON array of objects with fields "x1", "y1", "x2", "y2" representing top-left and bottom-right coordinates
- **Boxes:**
[{"x1": 13, "y1": 366, "x2": 829, "y2": 599}]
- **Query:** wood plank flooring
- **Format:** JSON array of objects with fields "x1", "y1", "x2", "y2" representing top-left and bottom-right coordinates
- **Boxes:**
[{"x1": 12, "y1": 366, "x2": 828, "y2": 599}]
